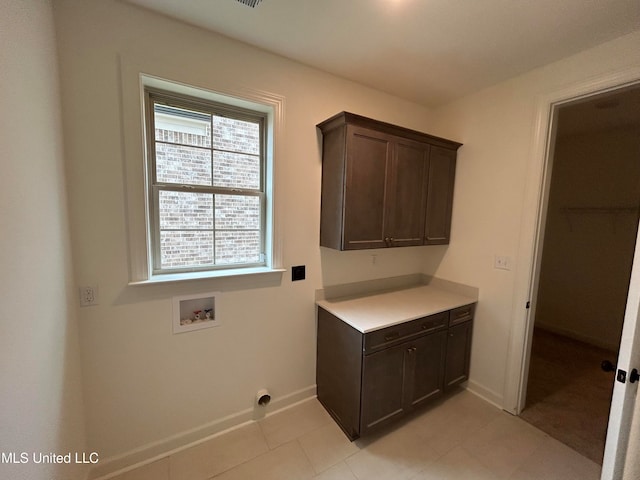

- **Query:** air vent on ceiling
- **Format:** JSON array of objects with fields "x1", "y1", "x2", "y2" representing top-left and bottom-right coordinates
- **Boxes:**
[{"x1": 237, "y1": 0, "x2": 263, "y2": 7}]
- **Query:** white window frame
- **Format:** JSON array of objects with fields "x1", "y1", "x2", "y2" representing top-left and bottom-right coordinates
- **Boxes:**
[
  {"x1": 145, "y1": 88, "x2": 267, "y2": 275},
  {"x1": 123, "y1": 72, "x2": 284, "y2": 284}
]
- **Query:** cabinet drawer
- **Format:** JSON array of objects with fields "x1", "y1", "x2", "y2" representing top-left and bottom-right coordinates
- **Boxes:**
[
  {"x1": 364, "y1": 312, "x2": 448, "y2": 354},
  {"x1": 449, "y1": 303, "x2": 475, "y2": 326}
]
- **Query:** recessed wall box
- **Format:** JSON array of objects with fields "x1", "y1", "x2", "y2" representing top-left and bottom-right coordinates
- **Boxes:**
[
  {"x1": 172, "y1": 292, "x2": 220, "y2": 334},
  {"x1": 292, "y1": 265, "x2": 306, "y2": 281}
]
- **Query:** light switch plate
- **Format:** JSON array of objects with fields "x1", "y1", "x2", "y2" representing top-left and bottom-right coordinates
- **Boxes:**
[{"x1": 494, "y1": 255, "x2": 512, "y2": 271}]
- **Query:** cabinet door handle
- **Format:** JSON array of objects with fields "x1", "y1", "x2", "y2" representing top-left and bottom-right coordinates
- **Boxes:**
[{"x1": 384, "y1": 332, "x2": 400, "y2": 342}]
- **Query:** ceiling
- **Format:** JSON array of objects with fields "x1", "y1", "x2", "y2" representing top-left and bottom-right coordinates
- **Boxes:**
[{"x1": 126, "y1": 0, "x2": 640, "y2": 107}]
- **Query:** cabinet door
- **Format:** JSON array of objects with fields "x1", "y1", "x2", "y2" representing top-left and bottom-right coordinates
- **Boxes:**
[
  {"x1": 424, "y1": 146, "x2": 456, "y2": 245},
  {"x1": 387, "y1": 139, "x2": 429, "y2": 247},
  {"x1": 405, "y1": 331, "x2": 447, "y2": 409},
  {"x1": 444, "y1": 321, "x2": 473, "y2": 390},
  {"x1": 361, "y1": 331, "x2": 447, "y2": 434},
  {"x1": 343, "y1": 126, "x2": 392, "y2": 249},
  {"x1": 361, "y1": 344, "x2": 406, "y2": 434}
]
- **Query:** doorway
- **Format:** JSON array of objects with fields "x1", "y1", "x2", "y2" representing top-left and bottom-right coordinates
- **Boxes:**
[{"x1": 520, "y1": 85, "x2": 640, "y2": 464}]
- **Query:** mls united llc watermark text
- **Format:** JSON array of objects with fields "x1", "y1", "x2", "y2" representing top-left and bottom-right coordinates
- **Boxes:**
[{"x1": 1, "y1": 451, "x2": 99, "y2": 465}]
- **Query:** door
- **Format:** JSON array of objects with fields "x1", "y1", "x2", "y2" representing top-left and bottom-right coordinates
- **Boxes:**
[
  {"x1": 508, "y1": 80, "x2": 640, "y2": 479},
  {"x1": 601, "y1": 223, "x2": 640, "y2": 479},
  {"x1": 444, "y1": 321, "x2": 473, "y2": 390},
  {"x1": 361, "y1": 343, "x2": 406, "y2": 433},
  {"x1": 344, "y1": 126, "x2": 391, "y2": 249},
  {"x1": 424, "y1": 146, "x2": 456, "y2": 244},
  {"x1": 361, "y1": 331, "x2": 448, "y2": 434},
  {"x1": 387, "y1": 139, "x2": 429, "y2": 247},
  {"x1": 407, "y1": 331, "x2": 447, "y2": 407},
  {"x1": 520, "y1": 85, "x2": 640, "y2": 467}
]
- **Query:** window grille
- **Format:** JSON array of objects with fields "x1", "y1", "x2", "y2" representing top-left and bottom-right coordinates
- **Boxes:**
[{"x1": 144, "y1": 89, "x2": 267, "y2": 274}]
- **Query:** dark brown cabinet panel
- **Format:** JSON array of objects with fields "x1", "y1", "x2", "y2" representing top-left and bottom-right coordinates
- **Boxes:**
[
  {"x1": 318, "y1": 112, "x2": 461, "y2": 250},
  {"x1": 361, "y1": 344, "x2": 406, "y2": 433},
  {"x1": 425, "y1": 146, "x2": 457, "y2": 245},
  {"x1": 408, "y1": 330, "x2": 447, "y2": 408},
  {"x1": 343, "y1": 127, "x2": 392, "y2": 249},
  {"x1": 316, "y1": 307, "x2": 363, "y2": 439},
  {"x1": 444, "y1": 318, "x2": 474, "y2": 390},
  {"x1": 360, "y1": 331, "x2": 446, "y2": 435},
  {"x1": 317, "y1": 302, "x2": 474, "y2": 440},
  {"x1": 388, "y1": 139, "x2": 430, "y2": 247}
]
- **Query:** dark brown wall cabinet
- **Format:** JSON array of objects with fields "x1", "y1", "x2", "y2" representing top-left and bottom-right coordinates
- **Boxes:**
[
  {"x1": 316, "y1": 303, "x2": 475, "y2": 440},
  {"x1": 318, "y1": 112, "x2": 461, "y2": 250}
]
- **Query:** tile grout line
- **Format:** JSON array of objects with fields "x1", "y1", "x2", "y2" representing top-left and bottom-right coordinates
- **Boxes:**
[
  {"x1": 295, "y1": 437, "x2": 322, "y2": 477},
  {"x1": 200, "y1": 424, "x2": 272, "y2": 480},
  {"x1": 296, "y1": 416, "x2": 340, "y2": 476}
]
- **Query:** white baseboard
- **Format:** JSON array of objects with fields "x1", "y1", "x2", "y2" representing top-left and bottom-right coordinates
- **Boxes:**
[
  {"x1": 89, "y1": 385, "x2": 317, "y2": 480},
  {"x1": 465, "y1": 380, "x2": 504, "y2": 410}
]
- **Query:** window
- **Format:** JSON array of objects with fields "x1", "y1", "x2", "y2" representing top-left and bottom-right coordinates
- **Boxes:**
[{"x1": 144, "y1": 88, "x2": 268, "y2": 275}]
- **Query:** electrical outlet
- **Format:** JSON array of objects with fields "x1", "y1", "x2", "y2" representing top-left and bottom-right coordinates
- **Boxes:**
[{"x1": 79, "y1": 286, "x2": 99, "y2": 307}]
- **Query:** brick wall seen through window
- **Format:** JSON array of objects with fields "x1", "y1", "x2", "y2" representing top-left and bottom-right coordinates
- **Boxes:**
[{"x1": 147, "y1": 91, "x2": 266, "y2": 273}]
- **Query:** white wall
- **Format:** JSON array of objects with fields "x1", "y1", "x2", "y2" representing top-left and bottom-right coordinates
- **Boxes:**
[
  {"x1": 53, "y1": 0, "x2": 441, "y2": 467},
  {"x1": 0, "y1": 1, "x2": 87, "y2": 479},
  {"x1": 432, "y1": 30, "x2": 640, "y2": 406}
]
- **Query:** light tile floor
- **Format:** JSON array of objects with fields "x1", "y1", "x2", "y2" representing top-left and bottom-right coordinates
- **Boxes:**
[{"x1": 110, "y1": 389, "x2": 601, "y2": 480}]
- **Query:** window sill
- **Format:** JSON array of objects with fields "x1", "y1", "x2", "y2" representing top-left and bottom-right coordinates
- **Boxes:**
[{"x1": 128, "y1": 266, "x2": 286, "y2": 286}]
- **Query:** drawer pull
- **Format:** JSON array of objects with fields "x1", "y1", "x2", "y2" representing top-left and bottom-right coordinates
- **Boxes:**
[
  {"x1": 456, "y1": 310, "x2": 470, "y2": 318},
  {"x1": 384, "y1": 332, "x2": 400, "y2": 342}
]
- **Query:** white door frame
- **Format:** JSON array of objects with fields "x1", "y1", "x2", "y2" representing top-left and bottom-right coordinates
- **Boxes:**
[{"x1": 502, "y1": 67, "x2": 640, "y2": 475}]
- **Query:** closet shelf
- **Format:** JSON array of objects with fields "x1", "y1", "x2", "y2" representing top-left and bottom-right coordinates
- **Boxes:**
[
  {"x1": 560, "y1": 207, "x2": 639, "y2": 215},
  {"x1": 560, "y1": 206, "x2": 640, "y2": 232}
]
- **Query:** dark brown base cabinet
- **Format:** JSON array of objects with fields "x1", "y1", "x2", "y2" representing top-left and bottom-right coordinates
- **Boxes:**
[{"x1": 316, "y1": 304, "x2": 475, "y2": 440}]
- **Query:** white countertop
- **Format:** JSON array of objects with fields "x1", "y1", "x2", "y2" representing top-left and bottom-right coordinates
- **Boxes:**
[{"x1": 316, "y1": 284, "x2": 476, "y2": 333}]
